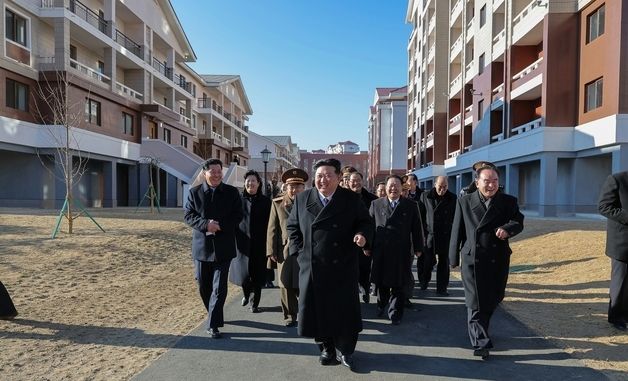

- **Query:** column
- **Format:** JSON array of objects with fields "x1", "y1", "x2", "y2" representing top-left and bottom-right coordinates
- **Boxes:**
[
  {"x1": 539, "y1": 154, "x2": 558, "y2": 217},
  {"x1": 612, "y1": 144, "x2": 628, "y2": 174},
  {"x1": 103, "y1": 161, "x2": 117, "y2": 207},
  {"x1": 505, "y1": 163, "x2": 519, "y2": 198}
]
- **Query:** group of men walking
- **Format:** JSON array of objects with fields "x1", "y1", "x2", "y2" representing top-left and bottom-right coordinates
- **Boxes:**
[{"x1": 183, "y1": 157, "x2": 529, "y2": 370}]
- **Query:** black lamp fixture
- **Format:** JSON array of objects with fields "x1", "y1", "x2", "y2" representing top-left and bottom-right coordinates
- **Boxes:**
[{"x1": 261, "y1": 146, "x2": 271, "y2": 196}]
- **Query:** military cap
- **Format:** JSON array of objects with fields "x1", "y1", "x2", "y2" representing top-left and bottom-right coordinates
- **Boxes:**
[
  {"x1": 281, "y1": 168, "x2": 308, "y2": 185},
  {"x1": 472, "y1": 161, "x2": 497, "y2": 171}
]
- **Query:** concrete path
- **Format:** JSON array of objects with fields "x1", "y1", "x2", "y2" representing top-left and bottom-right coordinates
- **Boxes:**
[{"x1": 133, "y1": 280, "x2": 608, "y2": 381}]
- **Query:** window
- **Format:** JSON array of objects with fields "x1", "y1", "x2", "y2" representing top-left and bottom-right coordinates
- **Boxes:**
[
  {"x1": 6, "y1": 9, "x2": 28, "y2": 47},
  {"x1": 121, "y1": 112, "x2": 133, "y2": 135},
  {"x1": 181, "y1": 135, "x2": 188, "y2": 148},
  {"x1": 97, "y1": 61, "x2": 105, "y2": 74},
  {"x1": 85, "y1": 99, "x2": 101, "y2": 125},
  {"x1": 479, "y1": 5, "x2": 486, "y2": 28},
  {"x1": 587, "y1": 5, "x2": 605, "y2": 43},
  {"x1": 6, "y1": 78, "x2": 29, "y2": 111},
  {"x1": 585, "y1": 77, "x2": 603, "y2": 112},
  {"x1": 477, "y1": 99, "x2": 484, "y2": 121},
  {"x1": 202, "y1": 120, "x2": 207, "y2": 132},
  {"x1": 70, "y1": 45, "x2": 77, "y2": 68},
  {"x1": 163, "y1": 128, "x2": 171, "y2": 143},
  {"x1": 478, "y1": 53, "x2": 485, "y2": 74}
]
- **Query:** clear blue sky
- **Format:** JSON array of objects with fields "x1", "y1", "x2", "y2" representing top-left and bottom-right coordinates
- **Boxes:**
[{"x1": 171, "y1": 0, "x2": 411, "y2": 152}]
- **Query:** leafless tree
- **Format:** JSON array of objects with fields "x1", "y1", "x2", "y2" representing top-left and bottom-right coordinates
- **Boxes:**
[{"x1": 137, "y1": 155, "x2": 161, "y2": 214}]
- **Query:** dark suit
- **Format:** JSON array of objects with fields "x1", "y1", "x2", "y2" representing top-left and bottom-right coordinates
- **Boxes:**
[
  {"x1": 369, "y1": 197, "x2": 422, "y2": 321},
  {"x1": 449, "y1": 191, "x2": 524, "y2": 349},
  {"x1": 184, "y1": 181, "x2": 243, "y2": 329},
  {"x1": 0, "y1": 281, "x2": 18, "y2": 318},
  {"x1": 598, "y1": 171, "x2": 628, "y2": 324},
  {"x1": 357, "y1": 188, "x2": 378, "y2": 298},
  {"x1": 419, "y1": 189, "x2": 457, "y2": 292},
  {"x1": 287, "y1": 187, "x2": 374, "y2": 355}
]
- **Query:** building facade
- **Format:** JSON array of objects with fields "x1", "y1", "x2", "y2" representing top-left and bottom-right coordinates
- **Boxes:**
[
  {"x1": 367, "y1": 87, "x2": 409, "y2": 189},
  {"x1": 327, "y1": 140, "x2": 359, "y2": 154},
  {"x1": 407, "y1": 0, "x2": 628, "y2": 216},
  {"x1": 248, "y1": 132, "x2": 300, "y2": 192},
  {"x1": 0, "y1": 0, "x2": 251, "y2": 208}
]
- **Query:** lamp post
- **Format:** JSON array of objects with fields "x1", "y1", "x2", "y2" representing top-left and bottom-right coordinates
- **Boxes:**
[{"x1": 260, "y1": 146, "x2": 271, "y2": 196}]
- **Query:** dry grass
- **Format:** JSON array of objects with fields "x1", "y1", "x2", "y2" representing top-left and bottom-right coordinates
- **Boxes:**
[{"x1": 0, "y1": 209, "x2": 626, "y2": 380}]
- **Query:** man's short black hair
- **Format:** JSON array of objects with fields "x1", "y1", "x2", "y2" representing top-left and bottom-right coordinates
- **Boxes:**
[
  {"x1": 349, "y1": 172, "x2": 364, "y2": 180},
  {"x1": 376, "y1": 181, "x2": 386, "y2": 187},
  {"x1": 385, "y1": 174, "x2": 403, "y2": 184},
  {"x1": 475, "y1": 165, "x2": 500, "y2": 179},
  {"x1": 202, "y1": 158, "x2": 223, "y2": 170},
  {"x1": 314, "y1": 158, "x2": 341, "y2": 174},
  {"x1": 243, "y1": 169, "x2": 262, "y2": 184},
  {"x1": 406, "y1": 173, "x2": 418, "y2": 182}
]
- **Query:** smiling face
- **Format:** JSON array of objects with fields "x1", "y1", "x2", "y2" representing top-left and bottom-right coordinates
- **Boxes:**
[
  {"x1": 476, "y1": 168, "x2": 499, "y2": 199},
  {"x1": 244, "y1": 174, "x2": 260, "y2": 195},
  {"x1": 376, "y1": 184, "x2": 386, "y2": 198},
  {"x1": 386, "y1": 177, "x2": 402, "y2": 201},
  {"x1": 348, "y1": 173, "x2": 363, "y2": 193},
  {"x1": 435, "y1": 176, "x2": 448, "y2": 196},
  {"x1": 204, "y1": 164, "x2": 223, "y2": 187},
  {"x1": 285, "y1": 183, "x2": 305, "y2": 199},
  {"x1": 315, "y1": 165, "x2": 339, "y2": 197}
]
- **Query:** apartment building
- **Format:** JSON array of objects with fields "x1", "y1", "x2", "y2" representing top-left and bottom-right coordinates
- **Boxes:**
[
  {"x1": 248, "y1": 132, "x2": 300, "y2": 192},
  {"x1": 367, "y1": 87, "x2": 408, "y2": 189},
  {"x1": 0, "y1": 0, "x2": 251, "y2": 208},
  {"x1": 327, "y1": 140, "x2": 359, "y2": 154},
  {"x1": 407, "y1": 0, "x2": 628, "y2": 216}
]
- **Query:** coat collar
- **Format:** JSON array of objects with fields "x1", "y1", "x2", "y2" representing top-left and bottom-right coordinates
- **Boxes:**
[
  {"x1": 306, "y1": 187, "x2": 348, "y2": 224},
  {"x1": 470, "y1": 191, "x2": 503, "y2": 230}
]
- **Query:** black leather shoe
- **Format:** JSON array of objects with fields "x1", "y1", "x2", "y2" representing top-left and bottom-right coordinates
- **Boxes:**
[
  {"x1": 241, "y1": 296, "x2": 249, "y2": 306},
  {"x1": 391, "y1": 319, "x2": 401, "y2": 325},
  {"x1": 376, "y1": 307, "x2": 385, "y2": 317},
  {"x1": 436, "y1": 290, "x2": 450, "y2": 296},
  {"x1": 473, "y1": 348, "x2": 489, "y2": 360},
  {"x1": 285, "y1": 320, "x2": 297, "y2": 327},
  {"x1": 610, "y1": 321, "x2": 627, "y2": 330},
  {"x1": 250, "y1": 306, "x2": 261, "y2": 313},
  {"x1": 319, "y1": 350, "x2": 340, "y2": 366},
  {"x1": 337, "y1": 354, "x2": 355, "y2": 370},
  {"x1": 206, "y1": 328, "x2": 221, "y2": 339},
  {"x1": 362, "y1": 293, "x2": 370, "y2": 304},
  {"x1": 420, "y1": 283, "x2": 428, "y2": 291},
  {"x1": 404, "y1": 299, "x2": 413, "y2": 308}
]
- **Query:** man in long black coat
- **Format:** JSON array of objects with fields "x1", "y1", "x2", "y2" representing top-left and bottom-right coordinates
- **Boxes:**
[
  {"x1": 348, "y1": 171, "x2": 378, "y2": 304},
  {"x1": 287, "y1": 158, "x2": 373, "y2": 371},
  {"x1": 184, "y1": 159, "x2": 243, "y2": 339},
  {"x1": 368, "y1": 175, "x2": 422, "y2": 325},
  {"x1": 419, "y1": 176, "x2": 457, "y2": 295},
  {"x1": 598, "y1": 170, "x2": 628, "y2": 331},
  {"x1": 449, "y1": 166, "x2": 523, "y2": 359},
  {"x1": 0, "y1": 281, "x2": 18, "y2": 320}
]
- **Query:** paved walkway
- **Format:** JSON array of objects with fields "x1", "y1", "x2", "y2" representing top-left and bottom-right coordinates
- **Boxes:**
[{"x1": 133, "y1": 279, "x2": 608, "y2": 381}]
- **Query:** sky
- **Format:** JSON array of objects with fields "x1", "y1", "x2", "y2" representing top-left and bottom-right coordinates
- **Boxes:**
[{"x1": 170, "y1": 0, "x2": 411, "y2": 152}]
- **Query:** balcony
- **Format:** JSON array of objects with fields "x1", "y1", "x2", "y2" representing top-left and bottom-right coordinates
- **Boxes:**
[
  {"x1": 68, "y1": 0, "x2": 107, "y2": 35},
  {"x1": 511, "y1": 56, "x2": 544, "y2": 99},
  {"x1": 492, "y1": 29, "x2": 505, "y2": 60},
  {"x1": 426, "y1": 103, "x2": 435, "y2": 119},
  {"x1": 152, "y1": 58, "x2": 173, "y2": 80},
  {"x1": 174, "y1": 73, "x2": 192, "y2": 94},
  {"x1": 448, "y1": 149, "x2": 461, "y2": 158},
  {"x1": 69, "y1": 58, "x2": 110, "y2": 84},
  {"x1": 115, "y1": 81, "x2": 143, "y2": 102},
  {"x1": 427, "y1": 44, "x2": 435, "y2": 63},
  {"x1": 449, "y1": 113, "x2": 462, "y2": 135},
  {"x1": 450, "y1": 34, "x2": 463, "y2": 62},
  {"x1": 493, "y1": 0, "x2": 505, "y2": 10},
  {"x1": 464, "y1": 105, "x2": 473, "y2": 125},
  {"x1": 427, "y1": 74, "x2": 435, "y2": 91},
  {"x1": 512, "y1": 117, "x2": 542, "y2": 135},
  {"x1": 512, "y1": 0, "x2": 547, "y2": 44},
  {"x1": 450, "y1": 72, "x2": 463, "y2": 96},
  {"x1": 450, "y1": 0, "x2": 463, "y2": 26},
  {"x1": 465, "y1": 60, "x2": 475, "y2": 81},
  {"x1": 114, "y1": 29, "x2": 142, "y2": 59},
  {"x1": 512, "y1": 57, "x2": 543, "y2": 81},
  {"x1": 492, "y1": 83, "x2": 504, "y2": 102},
  {"x1": 491, "y1": 133, "x2": 504, "y2": 143},
  {"x1": 426, "y1": 131, "x2": 434, "y2": 148},
  {"x1": 428, "y1": 15, "x2": 436, "y2": 35}
]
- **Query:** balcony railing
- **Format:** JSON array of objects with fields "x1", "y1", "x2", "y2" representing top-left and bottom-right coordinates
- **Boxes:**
[
  {"x1": 174, "y1": 73, "x2": 192, "y2": 93},
  {"x1": 491, "y1": 133, "x2": 504, "y2": 143},
  {"x1": 449, "y1": 112, "x2": 462, "y2": 126},
  {"x1": 180, "y1": 114, "x2": 191, "y2": 126},
  {"x1": 513, "y1": 0, "x2": 542, "y2": 28},
  {"x1": 448, "y1": 149, "x2": 461, "y2": 158},
  {"x1": 197, "y1": 98, "x2": 211, "y2": 108},
  {"x1": 115, "y1": 81, "x2": 143, "y2": 101},
  {"x1": 152, "y1": 58, "x2": 173, "y2": 80},
  {"x1": 450, "y1": 72, "x2": 462, "y2": 92},
  {"x1": 512, "y1": 117, "x2": 542, "y2": 135},
  {"x1": 427, "y1": 74, "x2": 435, "y2": 90},
  {"x1": 115, "y1": 29, "x2": 142, "y2": 59},
  {"x1": 428, "y1": 15, "x2": 436, "y2": 34},
  {"x1": 450, "y1": 34, "x2": 463, "y2": 57},
  {"x1": 68, "y1": 0, "x2": 107, "y2": 34},
  {"x1": 492, "y1": 83, "x2": 504, "y2": 100},
  {"x1": 70, "y1": 58, "x2": 110, "y2": 83},
  {"x1": 512, "y1": 56, "x2": 543, "y2": 81},
  {"x1": 451, "y1": 0, "x2": 463, "y2": 24}
]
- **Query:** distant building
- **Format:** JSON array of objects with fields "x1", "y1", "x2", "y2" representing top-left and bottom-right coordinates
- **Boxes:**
[
  {"x1": 367, "y1": 87, "x2": 408, "y2": 189},
  {"x1": 327, "y1": 141, "x2": 360, "y2": 154},
  {"x1": 249, "y1": 132, "x2": 300, "y2": 190}
]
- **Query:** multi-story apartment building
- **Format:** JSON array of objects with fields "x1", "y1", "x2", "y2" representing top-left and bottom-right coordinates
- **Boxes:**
[
  {"x1": 299, "y1": 149, "x2": 369, "y2": 188},
  {"x1": 407, "y1": 0, "x2": 628, "y2": 216},
  {"x1": 248, "y1": 132, "x2": 300, "y2": 192},
  {"x1": 367, "y1": 87, "x2": 408, "y2": 189},
  {"x1": 0, "y1": 0, "x2": 251, "y2": 208},
  {"x1": 327, "y1": 140, "x2": 359, "y2": 154}
]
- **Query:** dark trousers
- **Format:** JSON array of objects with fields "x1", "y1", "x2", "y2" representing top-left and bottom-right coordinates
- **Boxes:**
[
  {"x1": 609, "y1": 258, "x2": 628, "y2": 323},
  {"x1": 417, "y1": 249, "x2": 450, "y2": 291},
  {"x1": 280, "y1": 287, "x2": 298, "y2": 322},
  {"x1": 0, "y1": 281, "x2": 17, "y2": 317},
  {"x1": 417, "y1": 252, "x2": 431, "y2": 288},
  {"x1": 467, "y1": 307, "x2": 494, "y2": 350},
  {"x1": 242, "y1": 279, "x2": 262, "y2": 308},
  {"x1": 358, "y1": 255, "x2": 372, "y2": 296},
  {"x1": 315, "y1": 331, "x2": 359, "y2": 356},
  {"x1": 195, "y1": 260, "x2": 230, "y2": 329},
  {"x1": 378, "y1": 286, "x2": 405, "y2": 321}
]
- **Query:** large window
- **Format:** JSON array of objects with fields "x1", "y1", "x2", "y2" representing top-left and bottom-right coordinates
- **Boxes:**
[
  {"x1": 6, "y1": 78, "x2": 29, "y2": 111},
  {"x1": 478, "y1": 53, "x2": 485, "y2": 75},
  {"x1": 587, "y1": 5, "x2": 605, "y2": 43},
  {"x1": 85, "y1": 99, "x2": 101, "y2": 125},
  {"x1": 163, "y1": 128, "x2": 171, "y2": 144},
  {"x1": 5, "y1": 9, "x2": 28, "y2": 47},
  {"x1": 121, "y1": 112, "x2": 133, "y2": 135},
  {"x1": 181, "y1": 135, "x2": 188, "y2": 148},
  {"x1": 585, "y1": 77, "x2": 603, "y2": 112},
  {"x1": 479, "y1": 5, "x2": 486, "y2": 28}
]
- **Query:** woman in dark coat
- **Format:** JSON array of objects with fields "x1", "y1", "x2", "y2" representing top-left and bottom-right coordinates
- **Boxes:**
[
  {"x1": 0, "y1": 281, "x2": 18, "y2": 319},
  {"x1": 229, "y1": 170, "x2": 272, "y2": 313}
]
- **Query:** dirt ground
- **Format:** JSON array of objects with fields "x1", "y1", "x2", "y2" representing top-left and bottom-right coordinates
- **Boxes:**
[{"x1": 0, "y1": 209, "x2": 626, "y2": 380}]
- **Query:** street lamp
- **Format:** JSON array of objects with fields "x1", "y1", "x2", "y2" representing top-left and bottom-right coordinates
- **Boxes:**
[{"x1": 260, "y1": 146, "x2": 271, "y2": 196}]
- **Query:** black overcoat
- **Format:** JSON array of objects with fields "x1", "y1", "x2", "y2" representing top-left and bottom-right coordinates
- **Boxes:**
[
  {"x1": 286, "y1": 187, "x2": 374, "y2": 338},
  {"x1": 419, "y1": 189, "x2": 457, "y2": 255},
  {"x1": 230, "y1": 192, "x2": 272, "y2": 287},
  {"x1": 184, "y1": 181, "x2": 243, "y2": 262},
  {"x1": 369, "y1": 197, "x2": 423, "y2": 287},
  {"x1": 598, "y1": 171, "x2": 628, "y2": 262},
  {"x1": 449, "y1": 192, "x2": 524, "y2": 312}
]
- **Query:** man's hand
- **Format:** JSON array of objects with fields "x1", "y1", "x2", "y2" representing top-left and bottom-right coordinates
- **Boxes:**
[
  {"x1": 207, "y1": 220, "x2": 221, "y2": 233},
  {"x1": 414, "y1": 251, "x2": 422, "y2": 257},
  {"x1": 269, "y1": 255, "x2": 278, "y2": 263},
  {"x1": 450, "y1": 265, "x2": 459, "y2": 270},
  {"x1": 363, "y1": 249, "x2": 371, "y2": 257},
  {"x1": 495, "y1": 228, "x2": 510, "y2": 240},
  {"x1": 353, "y1": 234, "x2": 366, "y2": 248}
]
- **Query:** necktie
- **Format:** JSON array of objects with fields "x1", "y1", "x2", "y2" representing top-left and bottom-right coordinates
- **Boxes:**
[
  {"x1": 323, "y1": 198, "x2": 329, "y2": 206},
  {"x1": 391, "y1": 200, "x2": 397, "y2": 209}
]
